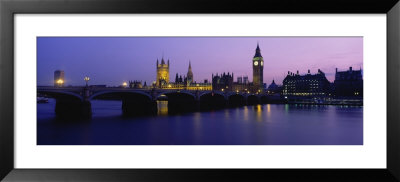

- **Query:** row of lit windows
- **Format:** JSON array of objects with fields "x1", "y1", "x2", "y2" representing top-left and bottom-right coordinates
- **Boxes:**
[
  {"x1": 285, "y1": 80, "x2": 321, "y2": 83},
  {"x1": 282, "y1": 92, "x2": 326, "y2": 96},
  {"x1": 284, "y1": 83, "x2": 320, "y2": 86}
]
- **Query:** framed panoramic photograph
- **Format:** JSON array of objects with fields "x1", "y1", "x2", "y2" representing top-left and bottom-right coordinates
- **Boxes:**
[{"x1": 1, "y1": 0, "x2": 400, "y2": 181}]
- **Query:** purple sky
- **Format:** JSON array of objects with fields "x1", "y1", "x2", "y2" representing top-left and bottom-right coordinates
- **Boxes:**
[{"x1": 37, "y1": 37, "x2": 363, "y2": 86}]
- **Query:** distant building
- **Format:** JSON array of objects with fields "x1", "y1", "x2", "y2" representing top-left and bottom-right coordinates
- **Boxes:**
[
  {"x1": 237, "y1": 76, "x2": 243, "y2": 84},
  {"x1": 129, "y1": 80, "x2": 143, "y2": 89},
  {"x1": 243, "y1": 76, "x2": 249, "y2": 84},
  {"x1": 283, "y1": 69, "x2": 330, "y2": 97},
  {"x1": 54, "y1": 70, "x2": 65, "y2": 87},
  {"x1": 267, "y1": 79, "x2": 280, "y2": 95},
  {"x1": 232, "y1": 82, "x2": 251, "y2": 93},
  {"x1": 212, "y1": 72, "x2": 233, "y2": 91},
  {"x1": 156, "y1": 57, "x2": 169, "y2": 87},
  {"x1": 334, "y1": 67, "x2": 363, "y2": 97}
]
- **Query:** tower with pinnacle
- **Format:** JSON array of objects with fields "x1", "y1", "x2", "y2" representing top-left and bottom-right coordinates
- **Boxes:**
[
  {"x1": 252, "y1": 43, "x2": 264, "y2": 92},
  {"x1": 156, "y1": 57, "x2": 170, "y2": 87},
  {"x1": 187, "y1": 61, "x2": 193, "y2": 84}
]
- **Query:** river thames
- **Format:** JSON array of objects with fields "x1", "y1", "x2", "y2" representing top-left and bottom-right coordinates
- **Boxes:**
[{"x1": 37, "y1": 99, "x2": 363, "y2": 145}]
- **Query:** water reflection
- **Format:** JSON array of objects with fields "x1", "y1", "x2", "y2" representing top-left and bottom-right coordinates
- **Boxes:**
[
  {"x1": 255, "y1": 104, "x2": 262, "y2": 122},
  {"x1": 285, "y1": 104, "x2": 289, "y2": 114},
  {"x1": 224, "y1": 109, "x2": 230, "y2": 120},
  {"x1": 243, "y1": 106, "x2": 249, "y2": 121},
  {"x1": 37, "y1": 100, "x2": 363, "y2": 145},
  {"x1": 266, "y1": 104, "x2": 271, "y2": 118},
  {"x1": 157, "y1": 101, "x2": 168, "y2": 116}
]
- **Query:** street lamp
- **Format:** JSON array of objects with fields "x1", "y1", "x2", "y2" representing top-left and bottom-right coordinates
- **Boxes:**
[
  {"x1": 84, "y1": 76, "x2": 90, "y2": 87},
  {"x1": 56, "y1": 79, "x2": 64, "y2": 87}
]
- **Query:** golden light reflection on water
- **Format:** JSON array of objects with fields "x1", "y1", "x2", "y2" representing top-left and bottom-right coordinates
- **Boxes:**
[
  {"x1": 266, "y1": 104, "x2": 271, "y2": 118},
  {"x1": 193, "y1": 112, "x2": 202, "y2": 130},
  {"x1": 157, "y1": 101, "x2": 168, "y2": 116},
  {"x1": 255, "y1": 104, "x2": 262, "y2": 122},
  {"x1": 224, "y1": 109, "x2": 230, "y2": 120},
  {"x1": 192, "y1": 112, "x2": 203, "y2": 143},
  {"x1": 243, "y1": 106, "x2": 249, "y2": 121}
]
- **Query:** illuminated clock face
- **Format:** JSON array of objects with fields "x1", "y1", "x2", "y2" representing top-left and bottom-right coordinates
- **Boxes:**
[
  {"x1": 254, "y1": 61, "x2": 258, "y2": 66},
  {"x1": 261, "y1": 61, "x2": 263, "y2": 66}
]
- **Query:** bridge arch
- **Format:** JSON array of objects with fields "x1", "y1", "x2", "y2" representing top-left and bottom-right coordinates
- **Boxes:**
[
  {"x1": 227, "y1": 93, "x2": 246, "y2": 107},
  {"x1": 247, "y1": 94, "x2": 260, "y2": 105},
  {"x1": 38, "y1": 90, "x2": 91, "y2": 119},
  {"x1": 156, "y1": 90, "x2": 196, "y2": 100},
  {"x1": 38, "y1": 90, "x2": 83, "y2": 101},
  {"x1": 89, "y1": 90, "x2": 155, "y2": 116},
  {"x1": 158, "y1": 90, "x2": 197, "y2": 114},
  {"x1": 199, "y1": 92, "x2": 227, "y2": 110},
  {"x1": 199, "y1": 91, "x2": 226, "y2": 100},
  {"x1": 89, "y1": 90, "x2": 152, "y2": 100}
]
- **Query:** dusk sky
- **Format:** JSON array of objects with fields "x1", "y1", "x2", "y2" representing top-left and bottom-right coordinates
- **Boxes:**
[{"x1": 37, "y1": 37, "x2": 363, "y2": 86}]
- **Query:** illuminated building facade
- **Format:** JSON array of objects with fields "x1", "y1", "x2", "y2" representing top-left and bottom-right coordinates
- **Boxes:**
[
  {"x1": 233, "y1": 83, "x2": 252, "y2": 93},
  {"x1": 157, "y1": 61, "x2": 211, "y2": 91},
  {"x1": 54, "y1": 70, "x2": 65, "y2": 87},
  {"x1": 156, "y1": 58, "x2": 169, "y2": 87},
  {"x1": 334, "y1": 67, "x2": 363, "y2": 97},
  {"x1": 283, "y1": 69, "x2": 330, "y2": 97}
]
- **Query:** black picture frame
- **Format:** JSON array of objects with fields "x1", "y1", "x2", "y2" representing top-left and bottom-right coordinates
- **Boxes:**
[{"x1": 1, "y1": 0, "x2": 399, "y2": 181}]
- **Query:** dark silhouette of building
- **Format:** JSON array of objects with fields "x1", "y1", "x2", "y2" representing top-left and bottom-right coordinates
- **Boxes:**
[
  {"x1": 212, "y1": 72, "x2": 233, "y2": 91},
  {"x1": 252, "y1": 43, "x2": 264, "y2": 92},
  {"x1": 54, "y1": 70, "x2": 65, "y2": 87},
  {"x1": 175, "y1": 73, "x2": 186, "y2": 84},
  {"x1": 283, "y1": 69, "x2": 330, "y2": 97},
  {"x1": 334, "y1": 67, "x2": 363, "y2": 97},
  {"x1": 267, "y1": 79, "x2": 281, "y2": 95},
  {"x1": 129, "y1": 80, "x2": 143, "y2": 88},
  {"x1": 243, "y1": 76, "x2": 249, "y2": 84},
  {"x1": 237, "y1": 76, "x2": 243, "y2": 84}
]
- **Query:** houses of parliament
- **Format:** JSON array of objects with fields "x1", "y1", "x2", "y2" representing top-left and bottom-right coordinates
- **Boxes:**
[{"x1": 151, "y1": 43, "x2": 265, "y2": 93}]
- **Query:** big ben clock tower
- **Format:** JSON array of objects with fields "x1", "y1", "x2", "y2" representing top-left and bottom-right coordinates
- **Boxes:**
[{"x1": 252, "y1": 43, "x2": 264, "y2": 92}]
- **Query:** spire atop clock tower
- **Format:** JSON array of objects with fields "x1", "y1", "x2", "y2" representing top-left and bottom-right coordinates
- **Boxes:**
[{"x1": 254, "y1": 42, "x2": 262, "y2": 58}]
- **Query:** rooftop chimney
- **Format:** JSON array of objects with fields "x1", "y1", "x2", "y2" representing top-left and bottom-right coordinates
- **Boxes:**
[
  {"x1": 308, "y1": 69, "x2": 310, "y2": 74},
  {"x1": 350, "y1": 67, "x2": 353, "y2": 71}
]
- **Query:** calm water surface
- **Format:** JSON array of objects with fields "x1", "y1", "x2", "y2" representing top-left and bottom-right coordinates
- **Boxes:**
[{"x1": 37, "y1": 99, "x2": 363, "y2": 145}]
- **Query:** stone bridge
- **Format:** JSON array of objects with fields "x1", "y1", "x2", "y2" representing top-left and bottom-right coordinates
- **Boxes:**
[{"x1": 37, "y1": 86, "x2": 269, "y2": 119}]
